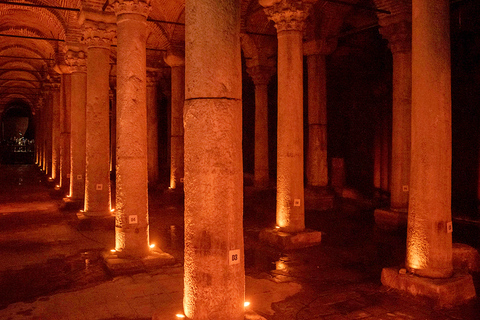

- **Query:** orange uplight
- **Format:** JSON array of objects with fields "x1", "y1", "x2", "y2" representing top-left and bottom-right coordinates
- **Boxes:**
[
  {"x1": 149, "y1": 243, "x2": 156, "y2": 248},
  {"x1": 110, "y1": 249, "x2": 116, "y2": 253},
  {"x1": 175, "y1": 314, "x2": 185, "y2": 318},
  {"x1": 244, "y1": 301, "x2": 250, "y2": 307}
]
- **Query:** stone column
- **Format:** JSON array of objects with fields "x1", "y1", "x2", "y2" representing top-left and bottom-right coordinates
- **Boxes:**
[
  {"x1": 184, "y1": 0, "x2": 244, "y2": 317},
  {"x1": 304, "y1": 39, "x2": 336, "y2": 188},
  {"x1": 373, "y1": 125, "x2": 381, "y2": 190},
  {"x1": 43, "y1": 86, "x2": 53, "y2": 175},
  {"x1": 60, "y1": 73, "x2": 72, "y2": 193},
  {"x1": 112, "y1": 0, "x2": 151, "y2": 257},
  {"x1": 146, "y1": 72, "x2": 159, "y2": 186},
  {"x1": 79, "y1": 11, "x2": 116, "y2": 216},
  {"x1": 246, "y1": 65, "x2": 275, "y2": 189},
  {"x1": 406, "y1": 0, "x2": 452, "y2": 278},
  {"x1": 262, "y1": 0, "x2": 314, "y2": 232},
  {"x1": 380, "y1": 19, "x2": 411, "y2": 212},
  {"x1": 380, "y1": 114, "x2": 390, "y2": 192},
  {"x1": 66, "y1": 49, "x2": 87, "y2": 203},
  {"x1": 164, "y1": 50, "x2": 185, "y2": 190},
  {"x1": 51, "y1": 82, "x2": 61, "y2": 182}
]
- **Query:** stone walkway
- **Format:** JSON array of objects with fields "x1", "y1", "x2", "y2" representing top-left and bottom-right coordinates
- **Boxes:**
[{"x1": 0, "y1": 164, "x2": 479, "y2": 319}]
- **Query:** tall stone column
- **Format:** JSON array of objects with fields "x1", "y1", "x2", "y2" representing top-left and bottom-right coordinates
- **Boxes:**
[
  {"x1": 261, "y1": 0, "x2": 314, "y2": 232},
  {"x1": 164, "y1": 50, "x2": 185, "y2": 190},
  {"x1": 43, "y1": 87, "x2": 53, "y2": 176},
  {"x1": 381, "y1": 19, "x2": 412, "y2": 211},
  {"x1": 79, "y1": 11, "x2": 116, "y2": 217},
  {"x1": 60, "y1": 73, "x2": 72, "y2": 193},
  {"x1": 51, "y1": 82, "x2": 61, "y2": 182},
  {"x1": 246, "y1": 65, "x2": 275, "y2": 189},
  {"x1": 380, "y1": 114, "x2": 390, "y2": 192},
  {"x1": 112, "y1": 0, "x2": 151, "y2": 257},
  {"x1": 146, "y1": 72, "x2": 159, "y2": 186},
  {"x1": 406, "y1": 0, "x2": 452, "y2": 278},
  {"x1": 184, "y1": 0, "x2": 244, "y2": 317},
  {"x1": 66, "y1": 49, "x2": 87, "y2": 203}
]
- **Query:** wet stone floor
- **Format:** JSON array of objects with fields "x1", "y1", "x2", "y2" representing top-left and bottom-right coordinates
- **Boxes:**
[{"x1": 0, "y1": 164, "x2": 479, "y2": 319}]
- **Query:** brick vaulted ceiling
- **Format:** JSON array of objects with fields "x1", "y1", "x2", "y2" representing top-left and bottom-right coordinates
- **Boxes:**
[{"x1": 0, "y1": 0, "x2": 392, "y2": 114}]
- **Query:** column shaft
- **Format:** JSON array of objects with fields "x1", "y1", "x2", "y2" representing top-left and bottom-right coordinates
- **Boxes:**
[
  {"x1": 51, "y1": 86, "x2": 61, "y2": 181},
  {"x1": 113, "y1": 3, "x2": 150, "y2": 257},
  {"x1": 254, "y1": 83, "x2": 269, "y2": 188},
  {"x1": 184, "y1": 0, "x2": 244, "y2": 317},
  {"x1": 147, "y1": 79, "x2": 159, "y2": 185},
  {"x1": 60, "y1": 74, "x2": 72, "y2": 192},
  {"x1": 406, "y1": 0, "x2": 452, "y2": 278},
  {"x1": 170, "y1": 65, "x2": 185, "y2": 190},
  {"x1": 307, "y1": 54, "x2": 328, "y2": 187}
]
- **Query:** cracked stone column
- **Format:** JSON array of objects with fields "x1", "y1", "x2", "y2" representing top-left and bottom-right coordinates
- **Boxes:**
[
  {"x1": 146, "y1": 72, "x2": 159, "y2": 186},
  {"x1": 66, "y1": 49, "x2": 87, "y2": 203},
  {"x1": 164, "y1": 50, "x2": 185, "y2": 190},
  {"x1": 261, "y1": 0, "x2": 314, "y2": 232},
  {"x1": 112, "y1": 0, "x2": 151, "y2": 257},
  {"x1": 184, "y1": 0, "x2": 244, "y2": 317},
  {"x1": 380, "y1": 18, "x2": 412, "y2": 212},
  {"x1": 304, "y1": 39, "x2": 335, "y2": 188},
  {"x1": 246, "y1": 65, "x2": 275, "y2": 189},
  {"x1": 80, "y1": 10, "x2": 116, "y2": 217},
  {"x1": 406, "y1": 0, "x2": 452, "y2": 278}
]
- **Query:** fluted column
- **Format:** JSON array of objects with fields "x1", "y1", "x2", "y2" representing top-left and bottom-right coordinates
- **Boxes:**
[
  {"x1": 164, "y1": 50, "x2": 185, "y2": 190},
  {"x1": 261, "y1": 0, "x2": 314, "y2": 232},
  {"x1": 66, "y1": 49, "x2": 87, "y2": 203},
  {"x1": 112, "y1": 0, "x2": 151, "y2": 257},
  {"x1": 184, "y1": 0, "x2": 244, "y2": 317},
  {"x1": 380, "y1": 19, "x2": 412, "y2": 212},
  {"x1": 406, "y1": 0, "x2": 452, "y2": 278},
  {"x1": 246, "y1": 65, "x2": 275, "y2": 189},
  {"x1": 80, "y1": 10, "x2": 116, "y2": 216},
  {"x1": 146, "y1": 72, "x2": 159, "y2": 186}
]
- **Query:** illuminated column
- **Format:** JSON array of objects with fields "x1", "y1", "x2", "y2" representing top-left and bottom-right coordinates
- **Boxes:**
[
  {"x1": 112, "y1": 0, "x2": 151, "y2": 257},
  {"x1": 164, "y1": 50, "x2": 185, "y2": 190},
  {"x1": 262, "y1": 0, "x2": 314, "y2": 232},
  {"x1": 66, "y1": 49, "x2": 87, "y2": 203},
  {"x1": 80, "y1": 11, "x2": 115, "y2": 217},
  {"x1": 60, "y1": 73, "x2": 72, "y2": 192},
  {"x1": 304, "y1": 39, "x2": 335, "y2": 188},
  {"x1": 406, "y1": 0, "x2": 452, "y2": 278},
  {"x1": 44, "y1": 86, "x2": 53, "y2": 175},
  {"x1": 184, "y1": 0, "x2": 244, "y2": 317},
  {"x1": 380, "y1": 19, "x2": 412, "y2": 211},
  {"x1": 246, "y1": 65, "x2": 275, "y2": 189},
  {"x1": 51, "y1": 82, "x2": 61, "y2": 182},
  {"x1": 380, "y1": 115, "x2": 390, "y2": 192},
  {"x1": 146, "y1": 72, "x2": 159, "y2": 186}
]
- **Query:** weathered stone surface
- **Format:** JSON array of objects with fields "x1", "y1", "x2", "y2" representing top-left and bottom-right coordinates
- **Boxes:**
[
  {"x1": 103, "y1": 249, "x2": 175, "y2": 276},
  {"x1": 381, "y1": 267, "x2": 476, "y2": 307}
]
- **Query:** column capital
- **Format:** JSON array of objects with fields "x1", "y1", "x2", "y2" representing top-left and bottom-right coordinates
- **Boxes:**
[
  {"x1": 260, "y1": 0, "x2": 316, "y2": 33},
  {"x1": 246, "y1": 65, "x2": 276, "y2": 86},
  {"x1": 303, "y1": 38, "x2": 337, "y2": 56},
  {"x1": 79, "y1": 9, "x2": 116, "y2": 49},
  {"x1": 379, "y1": 19, "x2": 411, "y2": 54},
  {"x1": 110, "y1": 0, "x2": 151, "y2": 17},
  {"x1": 65, "y1": 50, "x2": 87, "y2": 73},
  {"x1": 164, "y1": 49, "x2": 185, "y2": 67}
]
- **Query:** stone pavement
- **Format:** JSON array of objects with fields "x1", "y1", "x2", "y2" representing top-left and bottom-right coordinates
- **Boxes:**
[{"x1": 0, "y1": 164, "x2": 479, "y2": 319}]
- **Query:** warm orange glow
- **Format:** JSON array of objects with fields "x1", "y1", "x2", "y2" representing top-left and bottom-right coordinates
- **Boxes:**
[
  {"x1": 110, "y1": 249, "x2": 116, "y2": 253},
  {"x1": 276, "y1": 260, "x2": 287, "y2": 271},
  {"x1": 275, "y1": 225, "x2": 280, "y2": 229},
  {"x1": 175, "y1": 314, "x2": 185, "y2": 318},
  {"x1": 244, "y1": 301, "x2": 250, "y2": 307},
  {"x1": 110, "y1": 208, "x2": 115, "y2": 212},
  {"x1": 149, "y1": 243, "x2": 155, "y2": 248}
]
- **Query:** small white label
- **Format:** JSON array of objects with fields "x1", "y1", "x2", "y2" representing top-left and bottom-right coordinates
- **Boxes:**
[
  {"x1": 67, "y1": 174, "x2": 70, "y2": 178},
  {"x1": 129, "y1": 215, "x2": 138, "y2": 224},
  {"x1": 229, "y1": 249, "x2": 240, "y2": 265},
  {"x1": 180, "y1": 178, "x2": 184, "y2": 183},
  {"x1": 96, "y1": 184, "x2": 103, "y2": 191},
  {"x1": 447, "y1": 221, "x2": 453, "y2": 233},
  {"x1": 294, "y1": 199, "x2": 301, "y2": 207},
  {"x1": 402, "y1": 185, "x2": 409, "y2": 192},
  {"x1": 77, "y1": 175, "x2": 82, "y2": 180}
]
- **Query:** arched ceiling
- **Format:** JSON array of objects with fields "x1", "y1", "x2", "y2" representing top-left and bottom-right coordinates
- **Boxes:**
[{"x1": 0, "y1": 0, "x2": 385, "y2": 114}]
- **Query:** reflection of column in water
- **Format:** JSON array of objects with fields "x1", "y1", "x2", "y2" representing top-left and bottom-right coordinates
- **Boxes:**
[{"x1": 170, "y1": 225, "x2": 178, "y2": 247}]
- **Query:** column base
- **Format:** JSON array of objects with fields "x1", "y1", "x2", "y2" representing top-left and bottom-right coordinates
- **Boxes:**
[
  {"x1": 259, "y1": 228, "x2": 322, "y2": 250},
  {"x1": 153, "y1": 310, "x2": 266, "y2": 320},
  {"x1": 304, "y1": 186, "x2": 334, "y2": 211},
  {"x1": 381, "y1": 267, "x2": 476, "y2": 307},
  {"x1": 62, "y1": 197, "x2": 83, "y2": 211},
  {"x1": 102, "y1": 249, "x2": 176, "y2": 276},
  {"x1": 76, "y1": 211, "x2": 115, "y2": 231},
  {"x1": 374, "y1": 208, "x2": 407, "y2": 230},
  {"x1": 453, "y1": 243, "x2": 480, "y2": 273}
]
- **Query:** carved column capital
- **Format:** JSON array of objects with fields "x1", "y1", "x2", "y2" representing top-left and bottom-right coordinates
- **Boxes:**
[
  {"x1": 79, "y1": 10, "x2": 116, "y2": 49},
  {"x1": 164, "y1": 48, "x2": 185, "y2": 67},
  {"x1": 110, "y1": 0, "x2": 151, "y2": 17},
  {"x1": 380, "y1": 19, "x2": 411, "y2": 54},
  {"x1": 65, "y1": 50, "x2": 87, "y2": 73},
  {"x1": 246, "y1": 65, "x2": 276, "y2": 86},
  {"x1": 261, "y1": 0, "x2": 315, "y2": 33}
]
